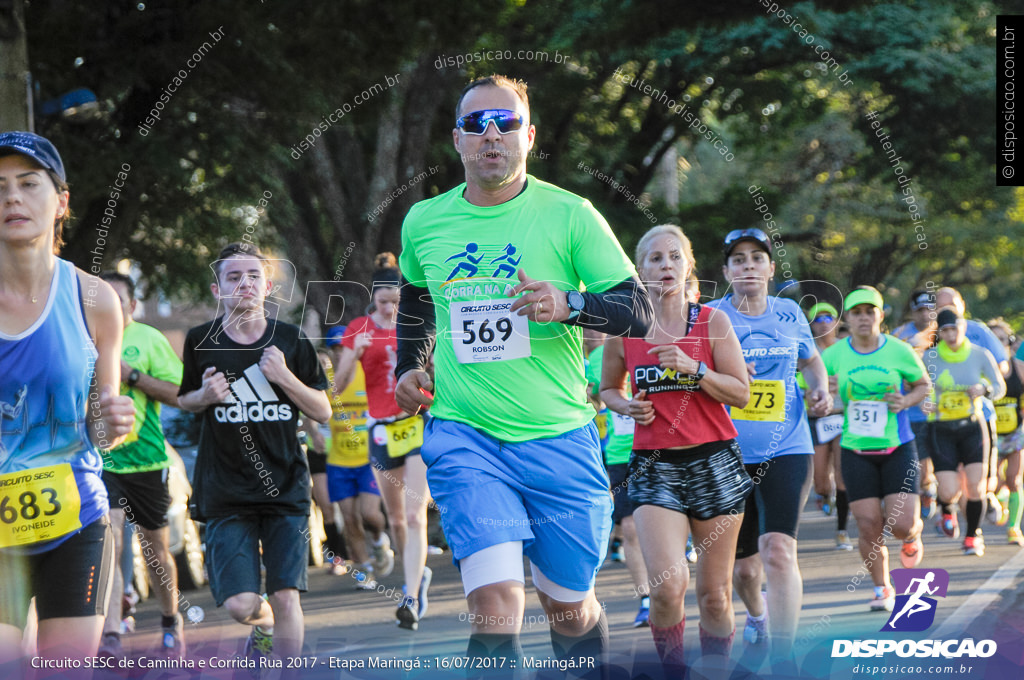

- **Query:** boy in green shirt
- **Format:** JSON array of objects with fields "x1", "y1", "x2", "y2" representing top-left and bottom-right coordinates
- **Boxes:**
[{"x1": 97, "y1": 273, "x2": 186, "y2": 658}]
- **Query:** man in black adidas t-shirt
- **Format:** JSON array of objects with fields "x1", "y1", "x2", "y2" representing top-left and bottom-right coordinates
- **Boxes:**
[{"x1": 178, "y1": 243, "x2": 330, "y2": 665}]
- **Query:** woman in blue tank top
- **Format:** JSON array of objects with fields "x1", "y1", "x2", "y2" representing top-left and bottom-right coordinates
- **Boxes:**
[{"x1": 0, "y1": 132, "x2": 135, "y2": 664}]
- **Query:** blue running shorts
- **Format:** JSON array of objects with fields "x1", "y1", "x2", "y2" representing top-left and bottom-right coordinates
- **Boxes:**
[
  {"x1": 326, "y1": 463, "x2": 380, "y2": 502},
  {"x1": 420, "y1": 417, "x2": 612, "y2": 593}
]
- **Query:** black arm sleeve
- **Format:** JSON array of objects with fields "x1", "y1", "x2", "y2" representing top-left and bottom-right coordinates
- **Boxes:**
[
  {"x1": 395, "y1": 277, "x2": 437, "y2": 380},
  {"x1": 572, "y1": 276, "x2": 653, "y2": 338}
]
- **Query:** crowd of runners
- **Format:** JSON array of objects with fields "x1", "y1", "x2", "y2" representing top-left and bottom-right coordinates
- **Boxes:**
[{"x1": 2, "y1": 73, "x2": 1023, "y2": 680}]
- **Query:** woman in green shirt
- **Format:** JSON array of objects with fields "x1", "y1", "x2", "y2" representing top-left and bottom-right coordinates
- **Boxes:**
[{"x1": 821, "y1": 287, "x2": 931, "y2": 613}]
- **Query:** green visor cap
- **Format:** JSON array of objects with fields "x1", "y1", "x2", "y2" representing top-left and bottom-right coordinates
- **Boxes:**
[{"x1": 843, "y1": 288, "x2": 884, "y2": 312}]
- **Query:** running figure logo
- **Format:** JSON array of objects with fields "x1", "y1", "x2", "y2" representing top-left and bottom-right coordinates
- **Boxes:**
[
  {"x1": 883, "y1": 568, "x2": 950, "y2": 632},
  {"x1": 489, "y1": 244, "x2": 522, "y2": 278},
  {"x1": 444, "y1": 243, "x2": 523, "y2": 282}
]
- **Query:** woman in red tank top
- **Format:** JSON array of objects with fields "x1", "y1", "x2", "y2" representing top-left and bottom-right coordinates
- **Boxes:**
[{"x1": 601, "y1": 225, "x2": 751, "y2": 671}]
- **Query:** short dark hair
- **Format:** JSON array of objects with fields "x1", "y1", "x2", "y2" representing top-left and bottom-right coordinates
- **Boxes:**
[
  {"x1": 214, "y1": 242, "x2": 269, "y2": 279},
  {"x1": 456, "y1": 74, "x2": 530, "y2": 120},
  {"x1": 99, "y1": 271, "x2": 135, "y2": 299}
]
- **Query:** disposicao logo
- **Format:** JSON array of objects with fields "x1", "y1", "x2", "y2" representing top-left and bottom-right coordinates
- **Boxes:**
[
  {"x1": 832, "y1": 569, "x2": 998, "y2": 659},
  {"x1": 884, "y1": 568, "x2": 948, "y2": 632}
]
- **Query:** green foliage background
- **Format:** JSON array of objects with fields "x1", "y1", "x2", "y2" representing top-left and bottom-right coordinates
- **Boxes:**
[{"x1": 25, "y1": 0, "x2": 1022, "y2": 327}]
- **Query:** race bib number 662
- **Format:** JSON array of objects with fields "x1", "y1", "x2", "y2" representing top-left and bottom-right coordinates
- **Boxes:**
[{"x1": 451, "y1": 300, "x2": 531, "y2": 363}]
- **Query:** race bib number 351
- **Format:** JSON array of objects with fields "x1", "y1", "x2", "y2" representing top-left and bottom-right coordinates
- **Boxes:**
[
  {"x1": 451, "y1": 300, "x2": 531, "y2": 363},
  {"x1": 848, "y1": 400, "x2": 888, "y2": 439},
  {"x1": 0, "y1": 463, "x2": 81, "y2": 548}
]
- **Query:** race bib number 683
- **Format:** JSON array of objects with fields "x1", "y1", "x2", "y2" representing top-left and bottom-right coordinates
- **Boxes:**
[{"x1": 0, "y1": 463, "x2": 81, "y2": 548}]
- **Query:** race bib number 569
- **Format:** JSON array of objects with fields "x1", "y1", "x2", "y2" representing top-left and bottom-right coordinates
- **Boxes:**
[
  {"x1": 0, "y1": 463, "x2": 81, "y2": 548},
  {"x1": 451, "y1": 300, "x2": 531, "y2": 363}
]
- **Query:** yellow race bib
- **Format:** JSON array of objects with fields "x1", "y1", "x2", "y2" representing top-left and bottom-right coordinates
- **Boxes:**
[
  {"x1": 328, "y1": 416, "x2": 370, "y2": 467},
  {"x1": 732, "y1": 380, "x2": 786, "y2": 422},
  {"x1": 382, "y1": 416, "x2": 425, "y2": 458},
  {"x1": 594, "y1": 412, "x2": 608, "y2": 440},
  {"x1": 996, "y1": 397, "x2": 1020, "y2": 434},
  {"x1": 0, "y1": 464, "x2": 82, "y2": 548},
  {"x1": 937, "y1": 391, "x2": 972, "y2": 421},
  {"x1": 326, "y1": 363, "x2": 371, "y2": 467}
]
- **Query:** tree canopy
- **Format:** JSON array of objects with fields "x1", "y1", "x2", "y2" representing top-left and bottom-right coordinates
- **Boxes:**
[{"x1": 24, "y1": 0, "x2": 1020, "y2": 326}]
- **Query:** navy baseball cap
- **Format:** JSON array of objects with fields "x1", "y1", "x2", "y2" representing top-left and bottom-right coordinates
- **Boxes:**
[
  {"x1": 723, "y1": 228, "x2": 772, "y2": 260},
  {"x1": 909, "y1": 290, "x2": 935, "y2": 311},
  {"x1": 936, "y1": 308, "x2": 962, "y2": 329},
  {"x1": 0, "y1": 131, "x2": 66, "y2": 183},
  {"x1": 325, "y1": 325, "x2": 346, "y2": 347}
]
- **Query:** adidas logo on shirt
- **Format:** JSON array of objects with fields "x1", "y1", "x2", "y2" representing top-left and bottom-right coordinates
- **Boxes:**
[{"x1": 214, "y1": 364, "x2": 294, "y2": 423}]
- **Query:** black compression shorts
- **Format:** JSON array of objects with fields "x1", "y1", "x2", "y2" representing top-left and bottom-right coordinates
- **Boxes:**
[
  {"x1": 0, "y1": 516, "x2": 114, "y2": 627},
  {"x1": 736, "y1": 454, "x2": 813, "y2": 559},
  {"x1": 841, "y1": 441, "x2": 920, "y2": 503}
]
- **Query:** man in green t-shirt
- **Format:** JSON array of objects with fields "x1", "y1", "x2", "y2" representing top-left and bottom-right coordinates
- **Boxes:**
[
  {"x1": 97, "y1": 273, "x2": 186, "y2": 658},
  {"x1": 394, "y1": 75, "x2": 653, "y2": 671}
]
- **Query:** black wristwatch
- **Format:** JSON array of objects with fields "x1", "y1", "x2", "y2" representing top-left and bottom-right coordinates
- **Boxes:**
[
  {"x1": 127, "y1": 368, "x2": 141, "y2": 387},
  {"x1": 693, "y1": 362, "x2": 708, "y2": 382},
  {"x1": 566, "y1": 290, "x2": 585, "y2": 321}
]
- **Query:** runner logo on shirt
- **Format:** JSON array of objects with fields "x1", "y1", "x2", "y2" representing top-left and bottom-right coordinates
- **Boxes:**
[
  {"x1": 634, "y1": 365, "x2": 700, "y2": 393},
  {"x1": 444, "y1": 242, "x2": 522, "y2": 282},
  {"x1": 214, "y1": 364, "x2": 293, "y2": 423}
]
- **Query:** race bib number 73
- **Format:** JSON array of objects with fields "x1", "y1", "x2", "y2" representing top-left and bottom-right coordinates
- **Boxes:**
[
  {"x1": 732, "y1": 380, "x2": 786, "y2": 422},
  {"x1": 451, "y1": 300, "x2": 531, "y2": 363},
  {"x1": 0, "y1": 463, "x2": 81, "y2": 548}
]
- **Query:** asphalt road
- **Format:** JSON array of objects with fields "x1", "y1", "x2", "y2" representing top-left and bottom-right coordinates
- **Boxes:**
[{"x1": 52, "y1": 499, "x2": 1024, "y2": 680}]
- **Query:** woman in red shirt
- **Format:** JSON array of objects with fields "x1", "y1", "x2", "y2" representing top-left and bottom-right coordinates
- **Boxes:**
[
  {"x1": 332, "y1": 253, "x2": 431, "y2": 631},
  {"x1": 601, "y1": 225, "x2": 750, "y2": 672}
]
